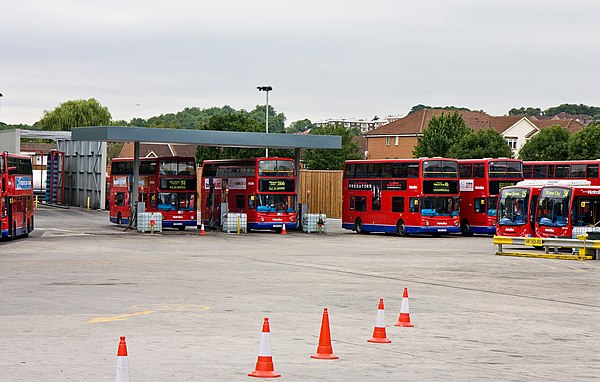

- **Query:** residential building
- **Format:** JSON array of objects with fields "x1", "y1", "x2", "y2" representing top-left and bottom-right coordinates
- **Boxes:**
[{"x1": 364, "y1": 108, "x2": 585, "y2": 159}]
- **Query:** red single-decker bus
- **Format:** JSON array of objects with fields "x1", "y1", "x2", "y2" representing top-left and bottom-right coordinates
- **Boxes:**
[
  {"x1": 1, "y1": 152, "x2": 34, "y2": 239},
  {"x1": 535, "y1": 185, "x2": 600, "y2": 238},
  {"x1": 342, "y1": 158, "x2": 460, "y2": 235}
]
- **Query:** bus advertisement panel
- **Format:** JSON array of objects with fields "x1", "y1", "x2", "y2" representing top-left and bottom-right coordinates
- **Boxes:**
[
  {"x1": 535, "y1": 185, "x2": 600, "y2": 238},
  {"x1": 523, "y1": 160, "x2": 600, "y2": 185},
  {"x1": 109, "y1": 157, "x2": 197, "y2": 229},
  {"x1": 342, "y1": 158, "x2": 460, "y2": 235},
  {"x1": 200, "y1": 157, "x2": 297, "y2": 231},
  {"x1": 458, "y1": 159, "x2": 523, "y2": 235},
  {"x1": 1, "y1": 152, "x2": 34, "y2": 239}
]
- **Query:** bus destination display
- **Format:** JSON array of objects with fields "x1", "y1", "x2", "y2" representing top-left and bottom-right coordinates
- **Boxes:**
[
  {"x1": 160, "y1": 178, "x2": 196, "y2": 190},
  {"x1": 423, "y1": 180, "x2": 458, "y2": 194},
  {"x1": 259, "y1": 179, "x2": 295, "y2": 192}
]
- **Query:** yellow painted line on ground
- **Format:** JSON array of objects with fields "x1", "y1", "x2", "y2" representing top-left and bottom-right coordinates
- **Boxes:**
[
  {"x1": 86, "y1": 310, "x2": 155, "y2": 324},
  {"x1": 523, "y1": 258, "x2": 557, "y2": 270},
  {"x1": 130, "y1": 303, "x2": 210, "y2": 312},
  {"x1": 583, "y1": 262, "x2": 600, "y2": 270},
  {"x1": 549, "y1": 260, "x2": 586, "y2": 273},
  {"x1": 495, "y1": 252, "x2": 592, "y2": 261}
]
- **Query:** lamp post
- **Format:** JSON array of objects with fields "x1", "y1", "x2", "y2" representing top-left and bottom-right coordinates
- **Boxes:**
[
  {"x1": 257, "y1": 86, "x2": 272, "y2": 157},
  {"x1": 0, "y1": 93, "x2": 3, "y2": 123}
]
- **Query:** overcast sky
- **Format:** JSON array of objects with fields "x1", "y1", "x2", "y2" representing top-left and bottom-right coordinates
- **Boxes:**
[{"x1": 1, "y1": 1, "x2": 599, "y2": 126}]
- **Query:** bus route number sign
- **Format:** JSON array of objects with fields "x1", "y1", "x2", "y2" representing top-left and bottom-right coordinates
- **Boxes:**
[
  {"x1": 161, "y1": 178, "x2": 195, "y2": 190},
  {"x1": 259, "y1": 179, "x2": 294, "y2": 192},
  {"x1": 423, "y1": 180, "x2": 458, "y2": 194}
]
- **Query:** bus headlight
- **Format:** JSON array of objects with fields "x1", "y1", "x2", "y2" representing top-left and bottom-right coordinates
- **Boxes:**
[
  {"x1": 425, "y1": 221, "x2": 430, "y2": 226},
  {"x1": 261, "y1": 217, "x2": 265, "y2": 222}
]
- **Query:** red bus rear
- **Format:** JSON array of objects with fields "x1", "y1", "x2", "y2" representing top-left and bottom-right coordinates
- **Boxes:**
[
  {"x1": 200, "y1": 157, "x2": 297, "y2": 231},
  {"x1": 458, "y1": 158, "x2": 522, "y2": 235},
  {"x1": 342, "y1": 158, "x2": 460, "y2": 235},
  {"x1": 1, "y1": 152, "x2": 34, "y2": 239},
  {"x1": 535, "y1": 185, "x2": 600, "y2": 238},
  {"x1": 523, "y1": 160, "x2": 600, "y2": 185},
  {"x1": 109, "y1": 157, "x2": 197, "y2": 229}
]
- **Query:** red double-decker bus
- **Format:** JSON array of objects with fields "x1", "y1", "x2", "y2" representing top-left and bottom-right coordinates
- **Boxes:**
[
  {"x1": 535, "y1": 185, "x2": 600, "y2": 238},
  {"x1": 200, "y1": 157, "x2": 297, "y2": 231},
  {"x1": 342, "y1": 158, "x2": 460, "y2": 235},
  {"x1": 1, "y1": 152, "x2": 34, "y2": 239},
  {"x1": 458, "y1": 158, "x2": 523, "y2": 235},
  {"x1": 523, "y1": 160, "x2": 600, "y2": 185},
  {"x1": 109, "y1": 157, "x2": 197, "y2": 229}
]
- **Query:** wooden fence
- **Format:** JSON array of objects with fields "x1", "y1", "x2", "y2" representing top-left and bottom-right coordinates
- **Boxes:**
[{"x1": 298, "y1": 170, "x2": 343, "y2": 218}]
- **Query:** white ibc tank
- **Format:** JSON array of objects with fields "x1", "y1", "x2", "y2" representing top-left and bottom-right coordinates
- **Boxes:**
[
  {"x1": 222, "y1": 212, "x2": 247, "y2": 233},
  {"x1": 137, "y1": 212, "x2": 163, "y2": 233},
  {"x1": 302, "y1": 213, "x2": 327, "y2": 233}
]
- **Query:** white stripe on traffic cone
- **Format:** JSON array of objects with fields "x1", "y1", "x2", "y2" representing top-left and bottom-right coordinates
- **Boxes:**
[
  {"x1": 368, "y1": 298, "x2": 391, "y2": 343},
  {"x1": 115, "y1": 336, "x2": 130, "y2": 382}
]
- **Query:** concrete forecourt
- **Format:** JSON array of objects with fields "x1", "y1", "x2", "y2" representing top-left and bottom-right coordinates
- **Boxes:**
[{"x1": 1, "y1": 205, "x2": 599, "y2": 381}]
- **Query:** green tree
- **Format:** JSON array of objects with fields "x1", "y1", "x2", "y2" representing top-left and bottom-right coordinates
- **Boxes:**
[
  {"x1": 195, "y1": 110, "x2": 265, "y2": 164},
  {"x1": 409, "y1": 104, "x2": 471, "y2": 114},
  {"x1": 302, "y1": 123, "x2": 361, "y2": 170},
  {"x1": 568, "y1": 124, "x2": 600, "y2": 159},
  {"x1": 36, "y1": 98, "x2": 111, "y2": 131},
  {"x1": 544, "y1": 103, "x2": 600, "y2": 117},
  {"x1": 286, "y1": 119, "x2": 314, "y2": 133},
  {"x1": 447, "y1": 129, "x2": 514, "y2": 159},
  {"x1": 508, "y1": 107, "x2": 542, "y2": 117},
  {"x1": 412, "y1": 112, "x2": 471, "y2": 158},
  {"x1": 249, "y1": 105, "x2": 286, "y2": 133},
  {"x1": 518, "y1": 125, "x2": 571, "y2": 160}
]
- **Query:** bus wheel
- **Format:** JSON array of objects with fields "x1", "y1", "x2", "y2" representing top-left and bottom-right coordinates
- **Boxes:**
[
  {"x1": 461, "y1": 220, "x2": 473, "y2": 236},
  {"x1": 354, "y1": 218, "x2": 365, "y2": 234},
  {"x1": 396, "y1": 220, "x2": 407, "y2": 236},
  {"x1": 117, "y1": 212, "x2": 122, "y2": 225}
]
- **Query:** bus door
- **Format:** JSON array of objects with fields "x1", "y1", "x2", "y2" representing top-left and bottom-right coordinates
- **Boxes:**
[
  {"x1": 220, "y1": 179, "x2": 229, "y2": 224},
  {"x1": 529, "y1": 195, "x2": 538, "y2": 232},
  {"x1": 6, "y1": 197, "x2": 13, "y2": 236}
]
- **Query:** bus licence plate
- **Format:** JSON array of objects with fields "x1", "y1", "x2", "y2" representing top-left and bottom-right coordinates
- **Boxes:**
[
  {"x1": 524, "y1": 237, "x2": 542, "y2": 246},
  {"x1": 437, "y1": 228, "x2": 447, "y2": 232},
  {"x1": 173, "y1": 222, "x2": 182, "y2": 226},
  {"x1": 273, "y1": 224, "x2": 282, "y2": 228}
]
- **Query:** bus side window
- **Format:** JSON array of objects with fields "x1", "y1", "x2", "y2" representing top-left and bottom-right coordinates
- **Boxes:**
[
  {"x1": 115, "y1": 192, "x2": 125, "y2": 206},
  {"x1": 236, "y1": 194, "x2": 245, "y2": 209},
  {"x1": 392, "y1": 197, "x2": 404, "y2": 212},
  {"x1": 409, "y1": 198, "x2": 419, "y2": 212},
  {"x1": 474, "y1": 198, "x2": 485, "y2": 213},
  {"x1": 355, "y1": 196, "x2": 367, "y2": 212}
]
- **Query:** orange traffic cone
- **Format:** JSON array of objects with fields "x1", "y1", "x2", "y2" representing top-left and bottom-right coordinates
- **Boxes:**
[
  {"x1": 249, "y1": 318, "x2": 281, "y2": 378},
  {"x1": 395, "y1": 288, "x2": 414, "y2": 327},
  {"x1": 199, "y1": 222, "x2": 206, "y2": 235},
  {"x1": 311, "y1": 308, "x2": 338, "y2": 360},
  {"x1": 115, "y1": 336, "x2": 130, "y2": 382},
  {"x1": 368, "y1": 298, "x2": 391, "y2": 343},
  {"x1": 281, "y1": 224, "x2": 287, "y2": 235}
]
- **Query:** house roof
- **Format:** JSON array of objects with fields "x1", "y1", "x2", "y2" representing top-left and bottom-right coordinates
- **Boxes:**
[
  {"x1": 365, "y1": 109, "x2": 502, "y2": 136},
  {"x1": 118, "y1": 142, "x2": 198, "y2": 158},
  {"x1": 364, "y1": 108, "x2": 587, "y2": 138},
  {"x1": 530, "y1": 119, "x2": 585, "y2": 133}
]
